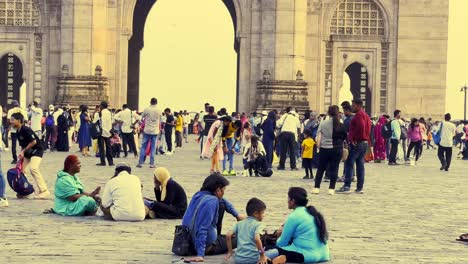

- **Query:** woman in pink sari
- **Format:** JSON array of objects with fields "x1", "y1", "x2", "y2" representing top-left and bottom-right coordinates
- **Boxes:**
[
  {"x1": 373, "y1": 115, "x2": 387, "y2": 162},
  {"x1": 202, "y1": 116, "x2": 232, "y2": 173}
]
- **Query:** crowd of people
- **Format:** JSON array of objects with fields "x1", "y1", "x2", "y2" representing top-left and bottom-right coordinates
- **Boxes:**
[{"x1": 0, "y1": 97, "x2": 467, "y2": 264}]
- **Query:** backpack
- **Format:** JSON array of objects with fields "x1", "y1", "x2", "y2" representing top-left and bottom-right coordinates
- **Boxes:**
[
  {"x1": 381, "y1": 122, "x2": 392, "y2": 139},
  {"x1": 256, "y1": 156, "x2": 273, "y2": 177},
  {"x1": 45, "y1": 114, "x2": 55, "y2": 128},
  {"x1": 7, "y1": 162, "x2": 35, "y2": 197},
  {"x1": 400, "y1": 125, "x2": 408, "y2": 140}
]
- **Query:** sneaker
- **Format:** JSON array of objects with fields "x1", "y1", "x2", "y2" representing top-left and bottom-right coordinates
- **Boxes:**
[
  {"x1": 148, "y1": 210, "x2": 156, "y2": 219},
  {"x1": 242, "y1": 170, "x2": 248, "y2": 177},
  {"x1": 228, "y1": 170, "x2": 237, "y2": 176},
  {"x1": 337, "y1": 177, "x2": 345, "y2": 182},
  {"x1": 328, "y1": 189, "x2": 335, "y2": 195},
  {"x1": 336, "y1": 186, "x2": 351, "y2": 194},
  {"x1": 165, "y1": 151, "x2": 173, "y2": 156},
  {"x1": 291, "y1": 167, "x2": 299, "y2": 171},
  {"x1": 11, "y1": 160, "x2": 17, "y2": 164},
  {"x1": 303, "y1": 175, "x2": 310, "y2": 179},
  {"x1": 0, "y1": 197, "x2": 8, "y2": 207},
  {"x1": 222, "y1": 170, "x2": 229, "y2": 176},
  {"x1": 136, "y1": 164, "x2": 143, "y2": 168},
  {"x1": 36, "y1": 190, "x2": 51, "y2": 200},
  {"x1": 277, "y1": 166, "x2": 285, "y2": 170},
  {"x1": 355, "y1": 188, "x2": 364, "y2": 194},
  {"x1": 4, "y1": 148, "x2": 9, "y2": 151},
  {"x1": 149, "y1": 165, "x2": 155, "y2": 169},
  {"x1": 312, "y1": 188, "x2": 320, "y2": 194},
  {"x1": 17, "y1": 193, "x2": 35, "y2": 199},
  {"x1": 96, "y1": 163, "x2": 106, "y2": 166}
]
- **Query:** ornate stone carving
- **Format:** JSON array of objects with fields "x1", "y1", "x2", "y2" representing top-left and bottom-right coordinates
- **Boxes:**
[{"x1": 256, "y1": 79, "x2": 310, "y2": 114}]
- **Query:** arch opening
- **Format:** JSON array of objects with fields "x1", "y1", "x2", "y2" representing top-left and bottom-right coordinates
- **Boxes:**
[
  {"x1": 344, "y1": 62, "x2": 371, "y2": 113},
  {"x1": 0, "y1": 53, "x2": 23, "y2": 108},
  {"x1": 127, "y1": 0, "x2": 239, "y2": 111}
]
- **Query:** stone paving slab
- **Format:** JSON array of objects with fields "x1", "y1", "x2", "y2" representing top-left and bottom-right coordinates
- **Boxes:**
[{"x1": 1, "y1": 137, "x2": 467, "y2": 263}]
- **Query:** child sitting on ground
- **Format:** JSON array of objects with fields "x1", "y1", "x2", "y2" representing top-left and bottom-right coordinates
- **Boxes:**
[
  {"x1": 242, "y1": 135, "x2": 266, "y2": 177},
  {"x1": 110, "y1": 132, "x2": 122, "y2": 158},
  {"x1": 225, "y1": 198, "x2": 268, "y2": 264},
  {"x1": 301, "y1": 129, "x2": 316, "y2": 179}
]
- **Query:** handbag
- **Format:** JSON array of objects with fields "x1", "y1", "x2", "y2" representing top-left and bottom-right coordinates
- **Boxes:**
[
  {"x1": 433, "y1": 122, "x2": 443, "y2": 145},
  {"x1": 90, "y1": 121, "x2": 102, "y2": 139},
  {"x1": 260, "y1": 231, "x2": 278, "y2": 251},
  {"x1": 172, "y1": 196, "x2": 209, "y2": 256}
]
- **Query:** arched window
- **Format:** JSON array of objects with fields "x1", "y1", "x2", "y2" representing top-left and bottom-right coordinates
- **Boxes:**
[
  {"x1": 0, "y1": 0, "x2": 39, "y2": 26},
  {"x1": 330, "y1": 0, "x2": 384, "y2": 36}
]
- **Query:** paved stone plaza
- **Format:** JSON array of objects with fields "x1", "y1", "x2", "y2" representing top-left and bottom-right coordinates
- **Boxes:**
[{"x1": 1, "y1": 138, "x2": 467, "y2": 263}]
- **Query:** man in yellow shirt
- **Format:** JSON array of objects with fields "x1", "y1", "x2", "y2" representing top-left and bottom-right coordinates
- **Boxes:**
[
  {"x1": 301, "y1": 129, "x2": 316, "y2": 179},
  {"x1": 222, "y1": 120, "x2": 242, "y2": 175},
  {"x1": 175, "y1": 111, "x2": 184, "y2": 148}
]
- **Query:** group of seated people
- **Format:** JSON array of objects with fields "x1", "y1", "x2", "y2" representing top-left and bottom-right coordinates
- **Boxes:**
[
  {"x1": 52, "y1": 156, "x2": 330, "y2": 263},
  {"x1": 53, "y1": 155, "x2": 186, "y2": 221}
]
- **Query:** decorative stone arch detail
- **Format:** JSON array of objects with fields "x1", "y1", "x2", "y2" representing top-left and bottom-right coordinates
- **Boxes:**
[
  {"x1": 0, "y1": 0, "x2": 40, "y2": 27},
  {"x1": 0, "y1": 50, "x2": 27, "y2": 80}
]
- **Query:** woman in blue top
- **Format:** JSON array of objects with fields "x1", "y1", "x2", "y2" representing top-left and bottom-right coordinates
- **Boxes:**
[
  {"x1": 78, "y1": 105, "x2": 92, "y2": 156},
  {"x1": 266, "y1": 187, "x2": 330, "y2": 263}
]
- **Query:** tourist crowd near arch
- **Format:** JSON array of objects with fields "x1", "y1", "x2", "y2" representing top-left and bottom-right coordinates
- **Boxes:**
[{"x1": 0, "y1": 0, "x2": 449, "y2": 118}]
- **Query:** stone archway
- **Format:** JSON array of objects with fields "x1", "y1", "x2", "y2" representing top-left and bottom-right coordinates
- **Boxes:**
[
  {"x1": 345, "y1": 62, "x2": 371, "y2": 113},
  {"x1": 126, "y1": 0, "x2": 240, "y2": 110},
  {"x1": 0, "y1": 53, "x2": 23, "y2": 107}
]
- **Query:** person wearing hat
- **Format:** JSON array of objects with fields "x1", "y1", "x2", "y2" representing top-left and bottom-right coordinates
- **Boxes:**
[
  {"x1": 144, "y1": 167, "x2": 187, "y2": 219},
  {"x1": 7, "y1": 100, "x2": 28, "y2": 164},
  {"x1": 101, "y1": 163, "x2": 146, "y2": 221}
]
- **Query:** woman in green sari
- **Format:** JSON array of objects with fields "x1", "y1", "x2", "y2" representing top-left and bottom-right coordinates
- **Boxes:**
[{"x1": 53, "y1": 155, "x2": 101, "y2": 216}]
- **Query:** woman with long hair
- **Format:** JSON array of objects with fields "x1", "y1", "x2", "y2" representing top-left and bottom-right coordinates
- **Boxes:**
[
  {"x1": 202, "y1": 116, "x2": 232, "y2": 173},
  {"x1": 77, "y1": 105, "x2": 92, "y2": 157},
  {"x1": 406, "y1": 118, "x2": 423, "y2": 162},
  {"x1": 265, "y1": 187, "x2": 330, "y2": 264},
  {"x1": 313, "y1": 105, "x2": 347, "y2": 195},
  {"x1": 373, "y1": 115, "x2": 387, "y2": 162}
]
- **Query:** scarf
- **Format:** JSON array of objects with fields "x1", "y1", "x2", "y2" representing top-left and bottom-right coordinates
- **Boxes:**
[{"x1": 154, "y1": 167, "x2": 171, "y2": 201}]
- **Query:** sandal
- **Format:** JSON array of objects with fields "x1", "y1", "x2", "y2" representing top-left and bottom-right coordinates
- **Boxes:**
[
  {"x1": 456, "y1": 233, "x2": 468, "y2": 242},
  {"x1": 43, "y1": 208, "x2": 55, "y2": 214}
]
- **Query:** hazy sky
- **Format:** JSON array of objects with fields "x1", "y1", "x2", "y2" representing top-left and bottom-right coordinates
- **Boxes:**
[{"x1": 140, "y1": 0, "x2": 467, "y2": 118}]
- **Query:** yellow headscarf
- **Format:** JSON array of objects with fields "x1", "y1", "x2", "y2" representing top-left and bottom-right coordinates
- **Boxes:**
[{"x1": 154, "y1": 167, "x2": 171, "y2": 201}]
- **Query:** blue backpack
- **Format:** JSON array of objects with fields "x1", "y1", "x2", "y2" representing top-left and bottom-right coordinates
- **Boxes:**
[
  {"x1": 45, "y1": 114, "x2": 55, "y2": 128},
  {"x1": 7, "y1": 163, "x2": 35, "y2": 197}
]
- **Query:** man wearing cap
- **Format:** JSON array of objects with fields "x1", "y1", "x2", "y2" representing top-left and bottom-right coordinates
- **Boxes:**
[
  {"x1": 7, "y1": 100, "x2": 28, "y2": 164},
  {"x1": 100, "y1": 163, "x2": 146, "y2": 221}
]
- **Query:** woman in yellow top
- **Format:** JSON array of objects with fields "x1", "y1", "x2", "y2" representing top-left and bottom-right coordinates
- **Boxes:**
[
  {"x1": 222, "y1": 120, "x2": 242, "y2": 176},
  {"x1": 175, "y1": 112, "x2": 184, "y2": 148},
  {"x1": 301, "y1": 129, "x2": 316, "y2": 180}
]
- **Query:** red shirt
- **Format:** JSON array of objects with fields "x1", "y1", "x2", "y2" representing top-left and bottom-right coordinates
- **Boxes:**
[{"x1": 348, "y1": 110, "x2": 371, "y2": 143}]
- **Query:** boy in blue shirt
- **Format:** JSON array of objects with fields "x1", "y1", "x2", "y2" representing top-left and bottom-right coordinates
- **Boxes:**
[{"x1": 225, "y1": 198, "x2": 268, "y2": 264}]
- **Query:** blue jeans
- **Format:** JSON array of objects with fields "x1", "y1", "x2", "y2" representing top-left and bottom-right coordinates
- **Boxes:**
[
  {"x1": 223, "y1": 138, "x2": 234, "y2": 171},
  {"x1": 344, "y1": 142, "x2": 368, "y2": 189},
  {"x1": 138, "y1": 133, "x2": 158, "y2": 165}
]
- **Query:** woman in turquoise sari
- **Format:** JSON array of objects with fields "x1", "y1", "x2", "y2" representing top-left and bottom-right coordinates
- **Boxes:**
[
  {"x1": 53, "y1": 155, "x2": 101, "y2": 216},
  {"x1": 266, "y1": 187, "x2": 330, "y2": 263}
]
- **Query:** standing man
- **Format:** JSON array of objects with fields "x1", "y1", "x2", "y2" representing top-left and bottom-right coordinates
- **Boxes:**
[
  {"x1": 10, "y1": 112, "x2": 50, "y2": 199},
  {"x1": 164, "y1": 108, "x2": 176, "y2": 155},
  {"x1": 183, "y1": 110, "x2": 190, "y2": 143},
  {"x1": 115, "y1": 104, "x2": 139, "y2": 158},
  {"x1": 388, "y1": 110, "x2": 402, "y2": 165},
  {"x1": 340, "y1": 102, "x2": 355, "y2": 182},
  {"x1": 137, "y1": 98, "x2": 161, "y2": 168},
  {"x1": 437, "y1": 113, "x2": 456, "y2": 171},
  {"x1": 337, "y1": 99, "x2": 371, "y2": 194},
  {"x1": 276, "y1": 107, "x2": 301, "y2": 170},
  {"x1": 28, "y1": 101, "x2": 43, "y2": 143},
  {"x1": 199, "y1": 103, "x2": 210, "y2": 157},
  {"x1": 7, "y1": 100, "x2": 28, "y2": 164},
  {"x1": 96, "y1": 101, "x2": 114, "y2": 166}
]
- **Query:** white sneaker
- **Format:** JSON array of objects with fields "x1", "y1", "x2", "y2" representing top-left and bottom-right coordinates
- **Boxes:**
[
  {"x1": 165, "y1": 151, "x2": 173, "y2": 156},
  {"x1": 328, "y1": 189, "x2": 335, "y2": 195},
  {"x1": 4, "y1": 148, "x2": 9, "y2": 151},
  {"x1": 36, "y1": 190, "x2": 51, "y2": 200},
  {"x1": 242, "y1": 170, "x2": 248, "y2": 177},
  {"x1": 312, "y1": 188, "x2": 320, "y2": 194},
  {"x1": 0, "y1": 197, "x2": 8, "y2": 207}
]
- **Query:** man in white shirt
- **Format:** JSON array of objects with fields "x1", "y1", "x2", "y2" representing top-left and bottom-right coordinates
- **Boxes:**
[
  {"x1": 276, "y1": 107, "x2": 301, "y2": 170},
  {"x1": 95, "y1": 101, "x2": 114, "y2": 166},
  {"x1": 183, "y1": 110, "x2": 190, "y2": 143},
  {"x1": 28, "y1": 101, "x2": 43, "y2": 140},
  {"x1": 437, "y1": 113, "x2": 456, "y2": 171},
  {"x1": 137, "y1": 98, "x2": 162, "y2": 168},
  {"x1": 115, "y1": 104, "x2": 140, "y2": 158},
  {"x1": 7, "y1": 100, "x2": 28, "y2": 163},
  {"x1": 101, "y1": 163, "x2": 146, "y2": 221}
]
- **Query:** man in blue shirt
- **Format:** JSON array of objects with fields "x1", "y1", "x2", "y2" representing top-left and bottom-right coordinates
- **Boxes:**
[{"x1": 181, "y1": 174, "x2": 245, "y2": 262}]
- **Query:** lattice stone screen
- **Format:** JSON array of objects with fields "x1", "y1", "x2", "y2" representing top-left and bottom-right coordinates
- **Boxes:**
[
  {"x1": 330, "y1": 0, "x2": 384, "y2": 36},
  {"x1": 0, "y1": 0, "x2": 39, "y2": 26}
]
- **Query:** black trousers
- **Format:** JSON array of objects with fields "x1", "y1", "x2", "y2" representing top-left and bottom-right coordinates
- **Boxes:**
[
  {"x1": 44, "y1": 126, "x2": 56, "y2": 150},
  {"x1": 165, "y1": 131, "x2": 173, "y2": 152},
  {"x1": 279, "y1": 132, "x2": 296, "y2": 169},
  {"x1": 303, "y1": 158, "x2": 313, "y2": 177},
  {"x1": 389, "y1": 139, "x2": 399, "y2": 163},
  {"x1": 98, "y1": 136, "x2": 113, "y2": 165},
  {"x1": 175, "y1": 131, "x2": 182, "y2": 147},
  {"x1": 2, "y1": 127, "x2": 8, "y2": 147},
  {"x1": 121, "y1": 132, "x2": 137, "y2": 157},
  {"x1": 438, "y1": 146, "x2": 452, "y2": 169},
  {"x1": 407, "y1": 140, "x2": 422, "y2": 161},
  {"x1": 11, "y1": 132, "x2": 18, "y2": 161},
  {"x1": 269, "y1": 247, "x2": 305, "y2": 263},
  {"x1": 111, "y1": 143, "x2": 121, "y2": 158},
  {"x1": 314, "y1": 148, "x2": 342, "y2": 189}
]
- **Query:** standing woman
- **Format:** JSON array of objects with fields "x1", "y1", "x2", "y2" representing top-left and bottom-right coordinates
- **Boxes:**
[
  {"x1": 261, "y1": 111, "x2": 276, "y2": 168},
  {"x1": 202, "y1": 116, "x2": 232, "y2": 173},
  {"x1": 406, "y1": 118, "x2": 423, "y2": 162},
  {"x1": 418, "y1": 117, "x2": 427, "y2": 157},
  {"x1": 313, "y1": 105, "x2": 347, "y2": 195},
  {"x1": 56, "y1": 109, "x2": 70, "y2": 152},
  {"x1": 78, "y1": 105, "x2": 92, "y2": 157},
  {"x1": 373, "y1": 115, "x2": 387, "y2": 162}
]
